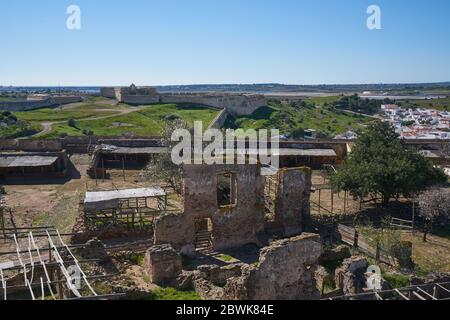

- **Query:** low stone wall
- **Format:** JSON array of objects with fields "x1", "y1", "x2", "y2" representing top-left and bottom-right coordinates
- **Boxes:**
[
  {"x1": 207, "y1": 109, "x2": 229, "y2": 130},
  {"x1": 144, "y1": 244, "x2": 182, "y2": 286},
  {"x1": 160, "y1": 94, "x2": 265, "y2": 116}
]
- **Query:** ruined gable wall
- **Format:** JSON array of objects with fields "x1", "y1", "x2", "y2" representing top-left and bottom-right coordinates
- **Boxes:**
[
  {"x1": 183, "y1": 164, "x2": 266, "y2": 251},
  {"x1": 274, "y1": 167, "x2": 312, "y2": 237},
  {"x1": 193, "y1": 234, "x2": 323, "y2": 300}
]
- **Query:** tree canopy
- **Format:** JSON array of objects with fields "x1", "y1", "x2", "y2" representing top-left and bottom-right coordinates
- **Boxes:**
[
  {"x1": 332, "y1": 94, "x2": 390, "y2": 115},
  {"x1": 330, "y1": 121, "x2": 447, "y2": 205}
]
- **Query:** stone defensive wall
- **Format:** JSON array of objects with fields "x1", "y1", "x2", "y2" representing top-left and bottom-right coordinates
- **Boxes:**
[
  {"x1": 207, "y1": 108, "x2": 228, "y2": 129},
  {"x1": 120, "y1": 95, "x2": 160, "y2": 105},
  {"x1": 0, "y1": 96, "x2": 82, "y2": 112},
  {"x1": 1, "y1": 136, "x2": 444, "y2": 159},
  {"x1": 0, "y1": 136, "x2": 162, "y2": 154},
  {"x1": 100, "y1": 86, "x2": 267, "y2": 117},
  {"x1": 159, "y1": 93, "x2": 266, "y2": 117}
]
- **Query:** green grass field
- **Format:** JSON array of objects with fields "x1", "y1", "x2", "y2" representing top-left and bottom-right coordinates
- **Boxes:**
[
  {"x1": 14, "y1": 106, "x2": 120, "y2": 122},
  {"x1": 36, "y1": 103, "x2": 220, "y2": 138},
  {"x1": 401, "y1": 97, "x2": 450, "y2": 111},
  {"x1": 0, "y1": 121, "x2": 42, "y2": 139},
  {"x1": 225, "y1": 99, "x2": 372, "y2": 137}
]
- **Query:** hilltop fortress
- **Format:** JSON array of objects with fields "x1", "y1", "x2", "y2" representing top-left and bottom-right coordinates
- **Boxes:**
[{"x1": 100, "y1": 84, "x2": 267, "y2": 118}]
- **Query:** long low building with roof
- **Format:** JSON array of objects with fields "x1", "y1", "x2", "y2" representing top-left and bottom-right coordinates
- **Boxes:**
[
  {"x1": 88, "y1": 144, "x2": 168, "y2": 178},
  {"x1": 0, "y1": 151, "x2": 69, "y2": 181}
]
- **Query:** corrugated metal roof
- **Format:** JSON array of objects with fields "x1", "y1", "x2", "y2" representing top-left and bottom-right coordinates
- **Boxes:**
[
  {"x1": 100, "y1": 145, "x2": 167, "y2": 154},
  {"x1": 219, "y1": 148, "x2": 337, "y2": 157},
  {"x1": 84, "y1": 187, "x2": 166, "y2": 211},
  {"x1": 0, "y1": 156, "x2": 58, "y2": 168},
  {"x1": 277, "y1": 149, "x2": 337, "y2": 157}
]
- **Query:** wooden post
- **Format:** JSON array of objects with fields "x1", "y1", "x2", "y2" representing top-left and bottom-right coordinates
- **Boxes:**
[
  {"x1": 122, "y1": 156, "x2": 125, "y2": 181},
  {"x1": 318, "y1": 189, "x2": 321, "y2": 214},
  {"x1": 343, "y1": 191, "x2": 347, "y2": 213},
  {"x1": 353, "y1": 229, "x2": 359, "y2": 248},
  {"x1": 376, "y1": 244, "x2": 381, "y2": 262},
  {"x1": 411, "y1": 196, "x2": 416, "y2": 235},
  {"x1": 331, "y1": 191, "x2": 334, "y2": 214},
  {"x1": 102, "y1": 158, "x2": 105, "y2": 181},
  {"x1": 0, "y1": 209, "x2": 4, "y2": 237}
]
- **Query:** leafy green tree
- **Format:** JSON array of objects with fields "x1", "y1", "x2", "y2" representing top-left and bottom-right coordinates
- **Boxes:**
[
  {"x1": 67, "y1": 118, "x2": 77, "y2": 128},
  {"x1": 330, "y1": 121, "x2": 447, "y2": 206}
]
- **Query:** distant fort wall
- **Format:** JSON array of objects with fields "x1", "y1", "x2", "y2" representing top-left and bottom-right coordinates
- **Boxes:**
[
  {"x1": 207, "y1": 108, "x2": 228, "y2": 129},
  {"x1": 100, "y1": 85, "x2": 267, "y2": 117},
  {"x1": 0, "y1": 96, "x2": 82, "y2": 112},
  {"x1": 159, "y1": 93, "x2": 265, "y2": 116}
]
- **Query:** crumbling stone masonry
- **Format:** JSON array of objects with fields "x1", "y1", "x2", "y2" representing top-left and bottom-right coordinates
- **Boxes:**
[
  {"x1": 192, "y1": 234, "x2": 323, "y2": 300},
  {"x1": 154, "y1": 164, "x2": 314, "y2": 252},
  {"x1": 144, "y1": 244, "x2": 182, "y2": 286},
  {"x1": 273, "y1": 167, "x2": 312, "y2": 236},
  {"x1": 335, "y1": 256, "x2": 369, "y2": 295},
  {"x1": 154, "y1": 163, "x2": 266, "y2": 252}
]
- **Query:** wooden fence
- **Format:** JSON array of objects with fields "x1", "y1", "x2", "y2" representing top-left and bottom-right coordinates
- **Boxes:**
[{"x1": 336, "y1": 223, "x2": 397, "y2": 265}]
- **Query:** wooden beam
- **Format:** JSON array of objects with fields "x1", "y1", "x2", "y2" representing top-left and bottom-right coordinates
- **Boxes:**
[
  {"x1": 412, "y1": 291, "x2": 427, "y2": 300},
  {"x1": 417, "y1": 287, "x2": 437, "y2": 300},
  {"x1": 394, "y1": 289, "x2": 410, "y2": 300},
  {"x1": 436, "y1": 284, "x2": 450, "y2": 293}
]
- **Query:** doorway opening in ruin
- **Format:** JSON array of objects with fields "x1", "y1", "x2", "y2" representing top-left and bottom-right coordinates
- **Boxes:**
[
  {"x1": 194, "y1": 217, "x2": 213, "y2": 252},
  {"x1": 217, "y1": 172, "x2": 237, "y2": 207}
]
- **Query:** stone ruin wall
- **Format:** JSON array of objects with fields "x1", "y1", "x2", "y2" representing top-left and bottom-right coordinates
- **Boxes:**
[
  {"x1": 273, "y1": 167, "x2": 312, "y2": 236},
  {"x1": 154, "y1": 165, "x2": 314, "y2": 253},
  {"x1": 190, "y1": 234, "x2": 323, "y2": 300},
  {"x1": 154, "y1": 163, "x2": 266, "y2": 252},
  {"x1": 159, "y1": 93, "x2": 266, "y2": 116},
  {"x1": 100, "y1": 86, "x2": 267, "y2": 117},
  {"x1": 145, "y1": 234, "x2": 322, "y2": 300}
]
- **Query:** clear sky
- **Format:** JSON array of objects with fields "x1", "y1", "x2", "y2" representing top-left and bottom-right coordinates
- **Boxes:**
[{"x1": 1, "y1": 0, "x2": 449, "y2": 86}]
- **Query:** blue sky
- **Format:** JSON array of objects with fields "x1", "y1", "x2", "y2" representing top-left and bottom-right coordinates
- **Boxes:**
[{"x1": 1, "y1": 0, "x2": 449, "y2": 86}]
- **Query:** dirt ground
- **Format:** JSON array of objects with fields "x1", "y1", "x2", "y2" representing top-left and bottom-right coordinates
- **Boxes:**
[
  {"x1": 402, "y1": 233, "x2": 450, "y2": 274},
  {"x1": 1, "y1": 154, "x2": 181, "y2": 236},
  {"x1": 310, "y1": 172, "x2": 362, "y2": 216}
]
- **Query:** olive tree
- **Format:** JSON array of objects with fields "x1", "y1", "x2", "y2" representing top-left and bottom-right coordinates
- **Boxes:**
[{"x1": 141, "y1": 119, "x2": 192, "y2": 194}]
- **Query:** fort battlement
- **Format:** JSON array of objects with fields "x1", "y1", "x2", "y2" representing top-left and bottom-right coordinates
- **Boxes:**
[{"x1": 100, "y1": 84, "x2": 267, "y2": 117}]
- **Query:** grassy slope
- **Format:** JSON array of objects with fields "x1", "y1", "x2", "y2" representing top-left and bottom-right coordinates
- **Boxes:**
[
  {"x1": 224, "y1": 98, "x2": 372, "y2": 136},
  {"x1": 14, "y1": 107, "x2": 119, "y2": 122},
  {"x1": 0, "y1": 122, "x2": 42, "y2": 139},
  {"x1": 37, "y1": 103, "x2": 220, "y2": 138},
  {"x1": 401, "y1": 97, "x2": 450, "y2": 111}
]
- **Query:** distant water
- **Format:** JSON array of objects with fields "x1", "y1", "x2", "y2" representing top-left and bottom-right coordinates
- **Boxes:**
[
  {"x1": 0, "y1": 86, "x2": 101, "y2": 94},
  {"x1": 360, "y1": 94, "x2": 447, "y2": 100}
]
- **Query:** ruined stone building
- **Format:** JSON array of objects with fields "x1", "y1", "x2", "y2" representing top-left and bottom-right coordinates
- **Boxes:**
[
  {"x1": 153, "y1": 164, "x2": 312, "y2": 253},
  {"x1": 144, "y1": 163, "x2": 322, "y2": 300}
]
